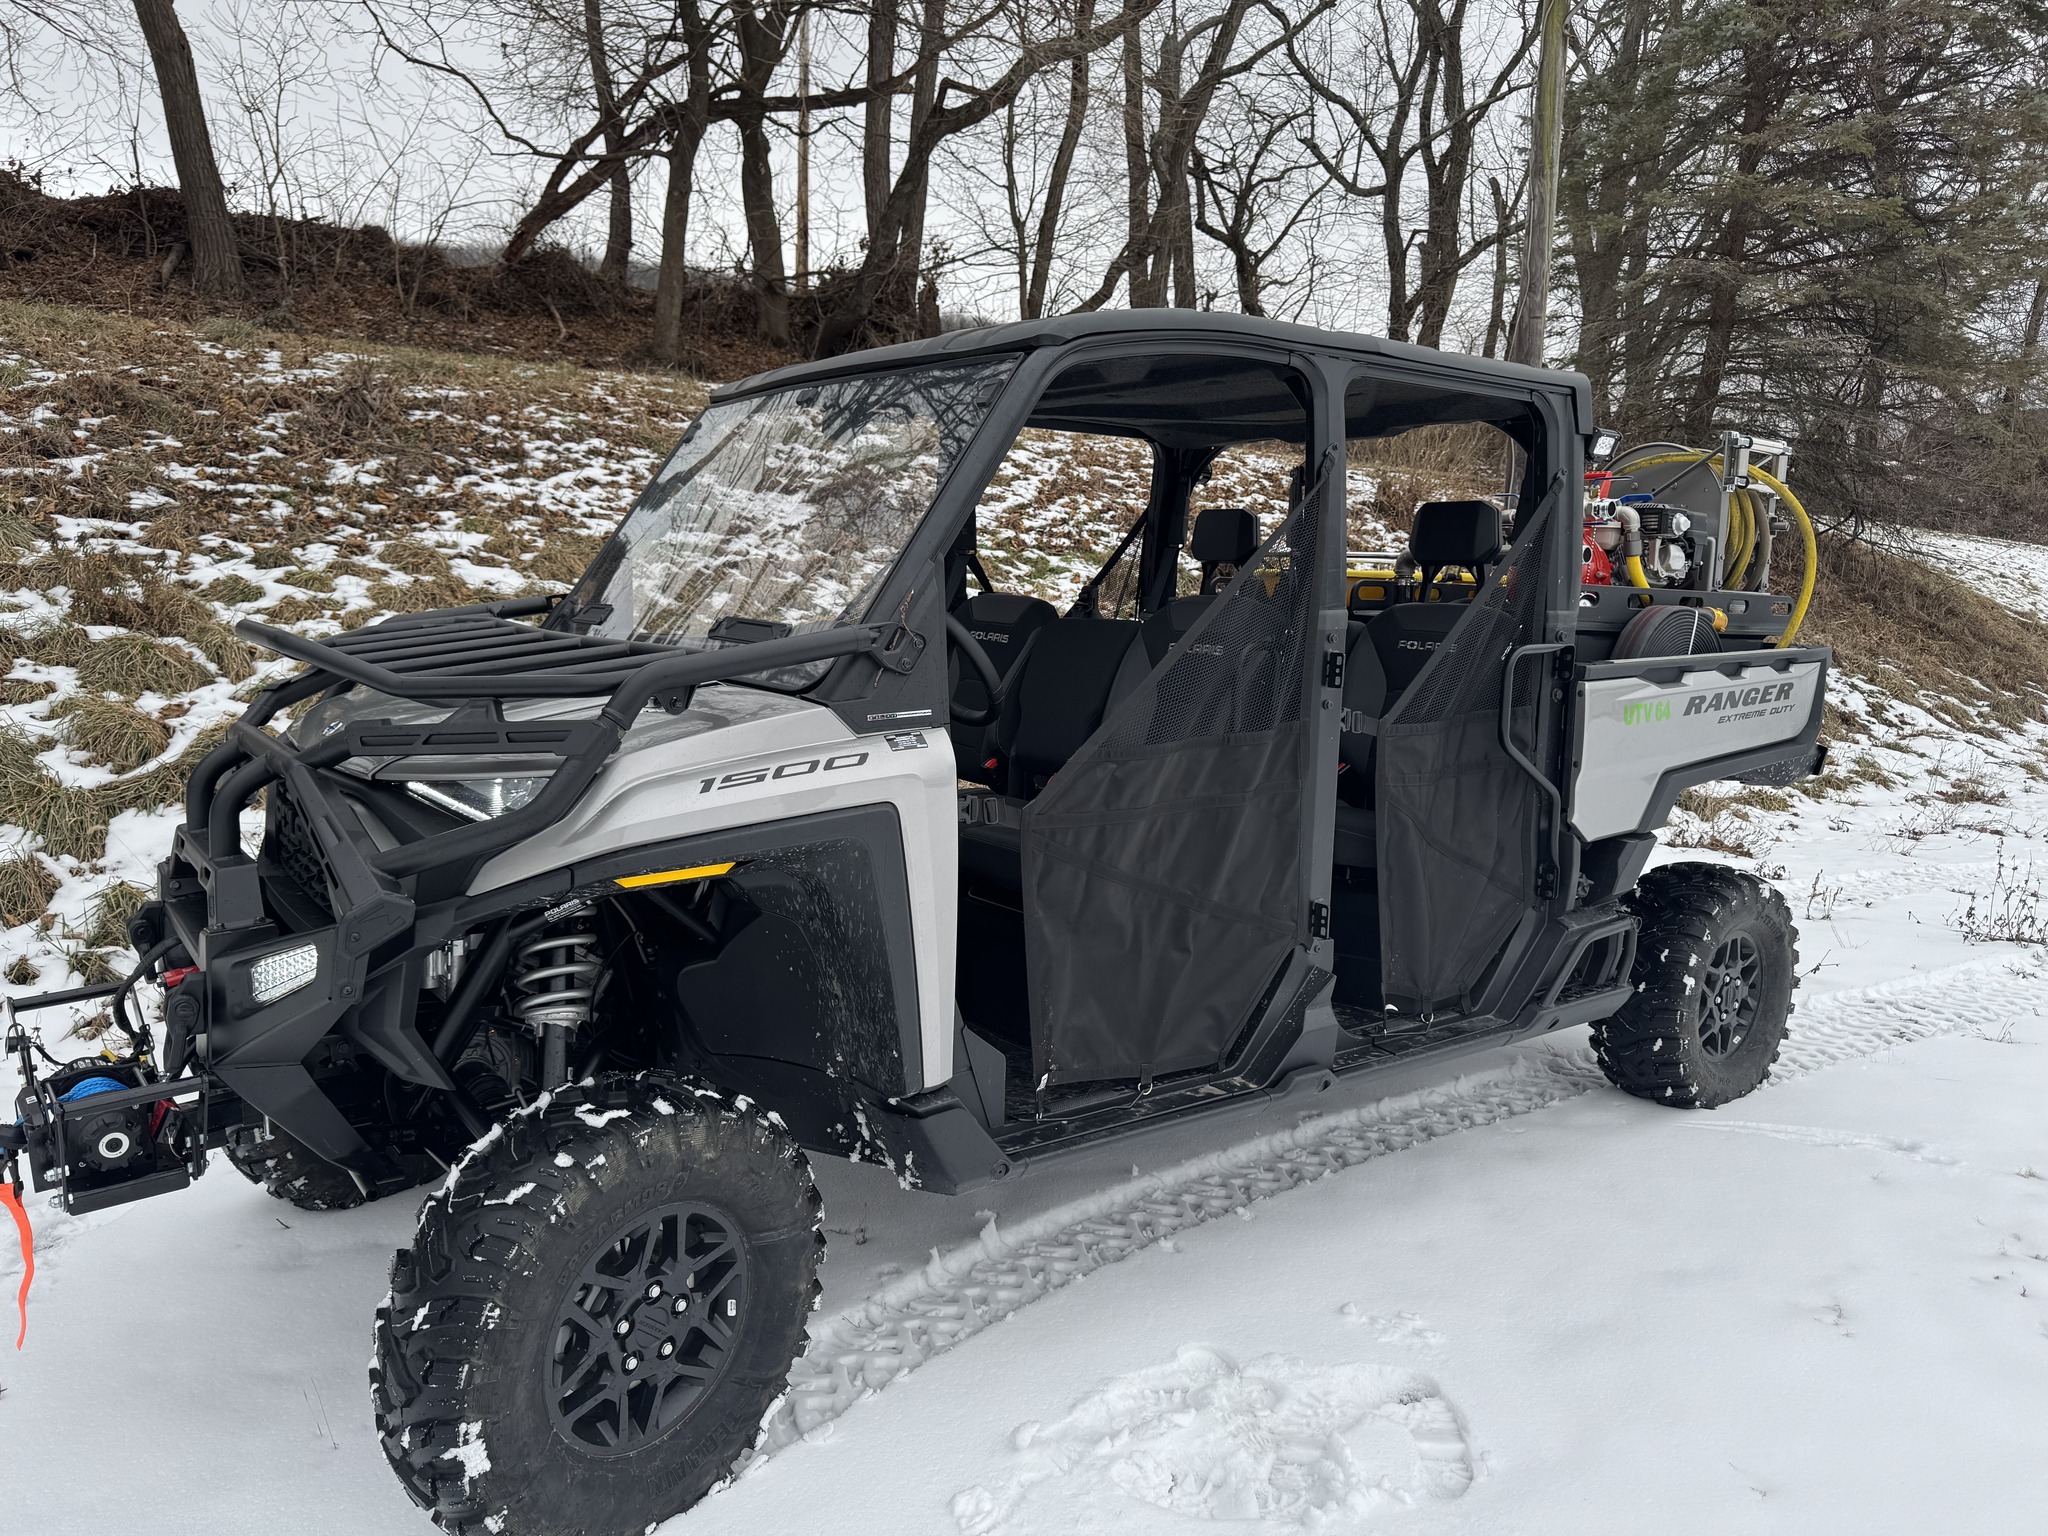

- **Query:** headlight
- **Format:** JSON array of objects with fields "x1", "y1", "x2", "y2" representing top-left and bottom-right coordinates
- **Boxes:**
[
  {"x1": 248, "y1": 943, "x2": 319, "y2": 1005},
  {"x1": 404, "y1": 777, "x2": 549, "y2": 822}
]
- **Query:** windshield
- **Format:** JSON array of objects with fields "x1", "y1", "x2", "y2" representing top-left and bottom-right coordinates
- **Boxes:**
[{"x1": 567, "y1": 358, "x2": 1016, "y2": 676}]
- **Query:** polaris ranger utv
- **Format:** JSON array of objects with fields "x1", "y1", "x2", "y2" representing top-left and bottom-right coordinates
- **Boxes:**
[{"x1": 3, "y1": 312, "x2": 1828, "y2": 1535}]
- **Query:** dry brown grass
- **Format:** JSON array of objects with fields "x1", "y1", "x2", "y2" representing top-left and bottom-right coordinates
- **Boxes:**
[
  {"x1": 4, "y1": 955, "x2": 38, "y2": 984},
  {"x1": 262, "y1": 594, "x2": 338, "y2": 624},
  {"x1": 1799, "y1": 535, "x2": 2048, "y2": 730},
  {"x1": 526, "y1": 532, "x2": 605, "y2": 584},
  {"x1": 0, "y1": 730, "x2": 106, "y2": 860},
  {"x1": 0, "y1": 679, "x2": 55, "y2": 705},
  {"x1": 369, "y1": 572, "x2": 478, "y2": 614},
  {"x1": 75, "y1": 632, "x2": 213, "y2": 695},
  {"x1": 0, "y1": 850, "x2": 59, "y2": 926},
  {"x1": 80, "y1": 879, "x2": 149, "y2": 947},
  {"x1": 200, "y1": 573, "x2": 264, "y2": 604},
  {"x1": 17, "y1": 621, "x2": 90, "y2": 666},
  {"x1": 377, "y1": 537, "x2": 453, "y2": 577},
  {"x1": 56, "y1": 695, "x2": 170, "y2": 770}
]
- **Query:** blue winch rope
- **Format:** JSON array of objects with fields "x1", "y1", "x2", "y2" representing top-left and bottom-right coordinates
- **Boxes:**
[{"x1": 14, "y1": 1075, "x2": 132, "y2": 1128}]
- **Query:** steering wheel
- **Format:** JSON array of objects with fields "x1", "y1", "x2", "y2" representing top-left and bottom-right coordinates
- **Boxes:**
[{"x1": 945, "y1": 611, "x2": 1006, "y2": 728}]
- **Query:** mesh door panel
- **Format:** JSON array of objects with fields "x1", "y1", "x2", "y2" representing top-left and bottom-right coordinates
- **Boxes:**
[
  {"x1": 1376, "y1": 490, "x2": 1554, "y2": 1014},
  {"x1": 1020, "y1": 469, "x2": 1324, "y2": 1087}
]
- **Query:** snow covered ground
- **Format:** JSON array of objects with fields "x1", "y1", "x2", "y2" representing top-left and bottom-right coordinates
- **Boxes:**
[{"x1": 7, "y1": 687, "x2": 2048, "y2": 1533}]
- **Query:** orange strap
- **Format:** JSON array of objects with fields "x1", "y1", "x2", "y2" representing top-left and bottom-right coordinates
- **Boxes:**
[{"x1": 1, "y1": 1178, "x2": 31, "y2": 1349}]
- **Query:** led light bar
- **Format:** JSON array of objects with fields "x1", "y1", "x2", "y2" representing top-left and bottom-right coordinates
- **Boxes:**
[{"x1": 247, "y1": 943, "x2": 319, "y2": 1005}]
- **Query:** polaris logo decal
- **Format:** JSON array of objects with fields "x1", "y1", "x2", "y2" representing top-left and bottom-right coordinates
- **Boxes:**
[{"x1": 698, "y1": 752, "x2": 869, "y2": 793}]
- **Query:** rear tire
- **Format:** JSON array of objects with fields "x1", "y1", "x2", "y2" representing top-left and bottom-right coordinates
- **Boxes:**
[
  {"x1": 370, "y1": 1073, "x2": 822, "y2": 1536},
  {"x1": 1593, "y1": 863, "x2": 1798, "y2": 1109}
]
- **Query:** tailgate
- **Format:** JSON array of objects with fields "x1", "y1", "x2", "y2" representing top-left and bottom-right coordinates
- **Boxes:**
[{"x1": 1571, "y1": 645, "x2": 1830, "y2": 842}]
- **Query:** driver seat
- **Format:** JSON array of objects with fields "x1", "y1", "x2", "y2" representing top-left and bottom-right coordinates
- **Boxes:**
[{"x1": 950, "y1": 591, "x2": 1057, "y2": 783}]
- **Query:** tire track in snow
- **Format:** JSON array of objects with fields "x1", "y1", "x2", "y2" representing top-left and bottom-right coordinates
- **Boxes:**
[{"x1": 735, "y1": 954, "x2": 2044, "y2": 1477}]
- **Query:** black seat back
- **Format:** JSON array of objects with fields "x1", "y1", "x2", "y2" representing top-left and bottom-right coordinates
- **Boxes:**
[
  {"x1": 1359, "y1": 498, "x2": 1502, "y2": 717},
  {"x1": 1408, "y1": 499, "x2": 1503, "y2": 588},
  {"x1": 951, "y1": 591, "x2": 1057, "y2": 781},
  {"x1": 992, "y1": 617, "x2": 1140, "y2": 796},
  {"x1": 1187, "y1": 505, "x2": 1259, "y2": 593}
]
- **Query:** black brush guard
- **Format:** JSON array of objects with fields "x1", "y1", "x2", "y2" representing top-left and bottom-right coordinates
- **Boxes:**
[{"x1": 6, "y1": 598, "x2": 915, "y2": 1210}]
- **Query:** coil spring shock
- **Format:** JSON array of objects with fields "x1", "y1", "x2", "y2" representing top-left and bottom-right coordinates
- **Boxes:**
[{"x1": 510, "y1": 917, "x2": 603, "y2": 1089}]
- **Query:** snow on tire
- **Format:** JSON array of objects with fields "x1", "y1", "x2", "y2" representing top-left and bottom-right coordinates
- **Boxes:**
[
  {"x1": 1594, "y1": 862, "x2": 1799, "y2": 1109},
  {"x1": 369, "y1": 1072, "x2": 823, "y2": 1536}
]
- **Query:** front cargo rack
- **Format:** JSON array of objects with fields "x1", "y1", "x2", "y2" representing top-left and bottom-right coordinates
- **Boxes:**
[{"x1": 176, "y1": 597, "x2": 918, "y2": 950}]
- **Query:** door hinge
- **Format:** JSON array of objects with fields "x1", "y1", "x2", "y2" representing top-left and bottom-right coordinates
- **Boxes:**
[
  {"x1": 1308, "y1": 900, "x2": 1331, "y2": 939},
  {"x1": 1535, "y1": 864, "x2": 1560, "y2": 901},
  {"x1": 1322, "y1": 649, "x2": 1344, "y2": 689}
]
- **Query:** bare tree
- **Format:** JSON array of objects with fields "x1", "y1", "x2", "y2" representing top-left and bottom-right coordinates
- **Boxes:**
[
  {"x1": 1078, "y1": 0, "x2": 1320, "y2": 311},
  {"x1": 1294, "y1": 0, "x2": 1534, "y2": 346},
  {"x1": 130, "y1": 0, "x2": 241, "y2": 295},
  {"x1": 815, "y1": 0, "x2": 1167, "y2": 355},
  {"x1": 1189, "y1": 71, "x2": 1325, "y2": 315}
]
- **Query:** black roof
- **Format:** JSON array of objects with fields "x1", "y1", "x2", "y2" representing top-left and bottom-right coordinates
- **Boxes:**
[{"x1": 711, "y1": 309, "x2": 1594, "y2": 428}]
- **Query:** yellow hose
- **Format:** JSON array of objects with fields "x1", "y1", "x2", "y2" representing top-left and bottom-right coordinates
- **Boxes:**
[
  {"x1": 1613, "y1": 451, "x2": 1818, "y2": 647},
  {"x1": 1725, "y1": 486, "x2": 1755, "y2": 588},
  {"x1": 1747, "y1": 463, "x2": 1817, "y2": 648},
  {"x1": 1623, "y1": 554, "x2": 1651, "y2": 589}
]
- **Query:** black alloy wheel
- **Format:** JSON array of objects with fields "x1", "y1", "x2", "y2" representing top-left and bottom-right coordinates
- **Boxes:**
[
  {"x1": 550, "y1": 1202, "x2": 751, "y2": 1454},
  {"x1": 1697, "y1": 931, "x2": 1763, "y2": 1059}
]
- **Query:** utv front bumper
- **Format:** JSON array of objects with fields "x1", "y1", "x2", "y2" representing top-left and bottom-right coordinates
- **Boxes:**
[{"x1": 7, "y1": 599, "x2": 914, "y2": 1213}]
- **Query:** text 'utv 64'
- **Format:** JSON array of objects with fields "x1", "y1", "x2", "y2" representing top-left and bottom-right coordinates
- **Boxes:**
[{"x1": 2, "y1": 311, "x2": 1827, "y2": 1536}]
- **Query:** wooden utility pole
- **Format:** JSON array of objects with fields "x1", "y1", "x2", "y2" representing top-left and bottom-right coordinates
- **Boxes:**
[
  {"x1": 1506, "y1": 0, "x2": 1564, "y2": 366},
  {"x1": 131, "y1": 0, "x2": 242, "y2": 297},
  {"x1": 796, "y1": 10, "x2": 811, "y2": 293}
]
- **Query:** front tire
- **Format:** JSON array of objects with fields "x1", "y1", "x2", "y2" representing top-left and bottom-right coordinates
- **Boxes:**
[
  {"x1": 224, "y1": 1120, "x2": 442, "y2": 1211},
  {"x1": 1593, "y1": 863, "x2": 1798, "y2": 1108},
  {"x1": 370, "y1": 1073, "x2": 823, "y2": 1536}
]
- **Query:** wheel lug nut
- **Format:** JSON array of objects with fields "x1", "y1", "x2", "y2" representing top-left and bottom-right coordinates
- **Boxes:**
[
  {"x1": 645, "y1": 1282, "x2": 663, "y2": 1301},
  {"x1": 622, "y1": 1353, "x2": 640, "y2": 1373},
  {"x1": 672, "y1": 1296, "x2": 688, "y2": 1315},
  {"x1": 658, "y1": 1339, "x2": 675, "y2": 1358},
  {"x1": 615, "y1": 1317, "x2": 633, "y2": 1337}
]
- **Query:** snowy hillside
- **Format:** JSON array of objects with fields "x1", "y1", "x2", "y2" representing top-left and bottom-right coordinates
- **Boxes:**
[{"x1": 5, "y1": 308, "x2": 2048, "y2": 1535}]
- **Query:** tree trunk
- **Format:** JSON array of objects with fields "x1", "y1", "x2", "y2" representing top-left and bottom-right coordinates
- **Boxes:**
[
  {"x1": 738, "y1": 114, "x2": 791, "y2": 346},
  {"x1": 1025, "y1": 1, "x2": 1095, "y2": 321},
  {"x1": 864, "y1": 0, "x2": 899, "y2": 240},
  {"x1": 897, "y1": 0, "x2": 947, "y2": 334},
  {"x1": 1506, "y1": 0, "x2": 1564, "y2": 366},
  {"x1": 1122, "y1": 23, "x2": 1162, "y2": 306},
  {"x1": 653, "y1": 18, "x2": 712, "y2": 367},
  {"x1": 131, "y1": 0, "x2": 241, "y2": 297},
  {"x1": 1483, "y1": 176, "x2": 1511, "y2": 358},
  {"x1": 585, "y1": 0, "x2": 632, "y2": 283}
]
